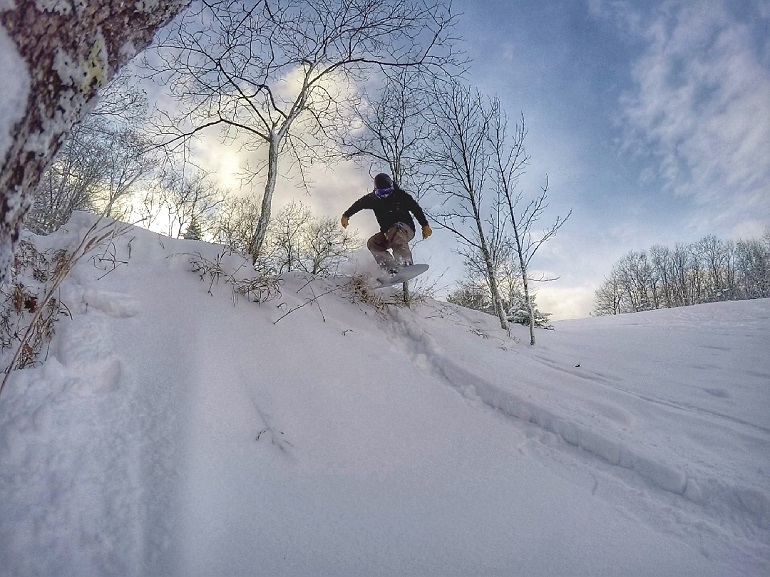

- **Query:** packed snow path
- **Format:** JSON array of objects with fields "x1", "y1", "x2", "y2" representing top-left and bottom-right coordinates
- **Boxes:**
[{"x1": 1, "y1": 216, "x2": 768, "y2": 576}]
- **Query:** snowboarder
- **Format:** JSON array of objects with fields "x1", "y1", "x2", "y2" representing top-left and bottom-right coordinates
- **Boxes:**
[{"x1": 341, "y1": 173, "x2": 432, "y2": 274}]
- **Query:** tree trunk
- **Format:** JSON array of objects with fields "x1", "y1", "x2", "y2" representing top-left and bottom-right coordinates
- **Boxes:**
[
  {"x1": 479, "y1": 237, "x2": 508, "y2": 332},
  {"x1": 522, "y1": 271, "x2": 536, "y2": 345},
  {"x1": 510, "y1": 230, "x2": 535, "y2": 344},
  {"x1": 0, "y1": 0, "x2": 189, "y2": 283},
  {"x1": 251, "y1": 137, "x2": 281, "y2": 262}
]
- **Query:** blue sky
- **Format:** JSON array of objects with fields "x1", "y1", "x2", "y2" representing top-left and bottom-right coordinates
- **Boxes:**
[
  {"x1": 437, "y1": 0, "x2": 770, "y2": 318},
  {"x1": 142, "y1": 0, "x2": 770, "y2": 320}
]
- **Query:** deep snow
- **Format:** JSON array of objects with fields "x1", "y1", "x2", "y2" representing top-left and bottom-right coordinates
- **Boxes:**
[{"x1": 1, "y1": 214, "x2": 769, "y2": 577}]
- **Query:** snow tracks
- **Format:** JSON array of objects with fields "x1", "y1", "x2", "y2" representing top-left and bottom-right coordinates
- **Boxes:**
[{"x1": 380, "y1": 303, "x2": 770, "y2": 548}]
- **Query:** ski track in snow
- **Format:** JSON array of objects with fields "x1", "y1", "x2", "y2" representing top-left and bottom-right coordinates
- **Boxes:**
[
  {"x1": 378, "y1": 300, "x2": 770, "y2": 571},
  {"x1": 529, "y1": 354, "x2": 770, "y2": 436}
]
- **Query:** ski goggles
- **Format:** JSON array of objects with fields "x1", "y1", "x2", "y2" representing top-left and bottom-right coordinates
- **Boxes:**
[{"x1": 375, "y1": 187, "x2": 394, "y2": 198}]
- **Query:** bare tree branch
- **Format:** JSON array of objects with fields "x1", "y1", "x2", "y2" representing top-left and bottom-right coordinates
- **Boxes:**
[{"x1": 143, "y1": 0, "x2": 460, "y2": 260}]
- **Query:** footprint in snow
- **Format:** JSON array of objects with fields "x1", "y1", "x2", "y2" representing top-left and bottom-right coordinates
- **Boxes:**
[
  {"x1": 83, "y1": 288, "x2": 138, "y2": 318},
  {"x1": 54, "y1": 318, "x2": 123, "y2": 396}
]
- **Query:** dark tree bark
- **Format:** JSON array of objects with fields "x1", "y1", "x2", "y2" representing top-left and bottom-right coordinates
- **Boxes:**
[{"x1": 0, "y1": 0, "x2": 188, "y2": 283}]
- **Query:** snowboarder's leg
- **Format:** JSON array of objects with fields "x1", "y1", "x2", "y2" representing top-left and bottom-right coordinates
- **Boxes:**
[
  {"x1": 387, "y1": 224, "x2": 415, "y2": 267},
  {"x1": 367, "y1": 232, "x2": 397, "y2": 270}
]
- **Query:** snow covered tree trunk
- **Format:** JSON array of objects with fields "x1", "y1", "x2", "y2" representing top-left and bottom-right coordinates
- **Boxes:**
[{"x1": 0, "y1": 0, "x2": 189, "y2": 284}]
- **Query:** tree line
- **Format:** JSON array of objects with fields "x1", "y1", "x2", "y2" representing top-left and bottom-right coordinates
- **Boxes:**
[{"x1": 594, "y1": 231, "x2": 770, "y2": 316}]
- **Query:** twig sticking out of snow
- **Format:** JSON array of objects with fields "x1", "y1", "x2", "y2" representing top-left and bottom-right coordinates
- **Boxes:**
[
  {"x1": 273, "y1": 284, "x2": 343, "y2": 325},
  {"x1": 185, "y1": 251, "x2": 282, "y2": 305}
]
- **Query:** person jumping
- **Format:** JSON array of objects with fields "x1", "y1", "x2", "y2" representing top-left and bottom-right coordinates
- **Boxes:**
[{"x1": 341, "y1": 173, "x2": 432, "y2": 273}]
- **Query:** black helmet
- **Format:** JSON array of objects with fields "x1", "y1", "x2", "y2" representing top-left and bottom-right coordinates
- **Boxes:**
[{"x1": 374, "y1": 173, "x2": 393, "y2": 189}]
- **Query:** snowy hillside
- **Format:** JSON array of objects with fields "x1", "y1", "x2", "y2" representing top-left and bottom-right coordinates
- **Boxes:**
[{"x1": 1, "y1": 214, "x2": 769, "y2": 577}]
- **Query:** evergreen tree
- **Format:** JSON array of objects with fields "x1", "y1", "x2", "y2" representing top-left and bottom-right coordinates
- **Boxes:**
[{"x1": 184, "y1": 218, "x2": 203, "y2": 241}]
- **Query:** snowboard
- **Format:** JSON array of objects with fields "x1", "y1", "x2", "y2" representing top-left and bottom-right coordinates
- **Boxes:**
[{"x1": 374, "y1": 264, "x2": 429, "y2": 288}]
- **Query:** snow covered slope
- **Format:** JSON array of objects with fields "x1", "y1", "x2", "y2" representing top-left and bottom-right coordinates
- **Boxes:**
[{"x1": 1, "y1": 214, "x2": 769, "y2": 577}]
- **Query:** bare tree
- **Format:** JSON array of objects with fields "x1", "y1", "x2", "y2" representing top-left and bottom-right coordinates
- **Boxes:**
[
  {"x1": 735, "y1": 238, "x2": 770, "y2": 299},
  {"x1": 427, "y1": 81, "x2": 510, "y2": 331},
  {"x1": 262, "y1": 201, "x2": 314, "y2": 274},
  {"x1": 649, "y1": 244, "x2": 674, "y2": 308},
  {"x1": 26, "y1": 120, "x2": 105, "y2": 234},
  {"x1": 96, "y1": 128, "x2": 155, "y2": 221},
  {"x1": 340, "y1": 68, "x2": 437, "y2": 195},
  {"x1": 489, "y1": 109, "x2": 570, "y2": 344},
  {"x1": 146, "y1": 0, "x2": 458, "y2": 259},
  {"x1": 449, "y1": 247, "x2": 517, "y2": 315},
  {"x1": 159, "y1": 169, "x2": 225, "y2": 238},
  {"x1": 211, "y1": 194, "x2": 264, "y2": 257},
  {"x1": 697, "y1": 235, "x2": 730, "y2": 302},
  {"x1": 27, "y1": 78, "x2": 155, "y2": 234},
  {"x1": 670, "y1": 243, "x2": 694, "y2": 307},
  {"x1": 593, "y1": 271, "x2": 624, "y2": 316},
  {"x1": 216, "y1": 200, "x2": 357, "y2": 275},
  {"x1": 617, "y1": 251, "x2": 656, "y2": 312},
  {"x1": 0, "y1": 1, "x2": 189, "y2": 283},
  {"x1": 134, "y1": 180, "x2": 167, "y2": 233},
  {"x1": 301, "y1": 215, "x2": 358, "y2": 276},
  {"x1": 258, "y1": 201, "x2": 358, "y2": 275}
]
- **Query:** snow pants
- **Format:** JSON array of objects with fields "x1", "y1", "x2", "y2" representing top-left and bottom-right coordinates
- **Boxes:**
[{"x1": 367, "y1": 223, "x2": 415, "y2": 270}]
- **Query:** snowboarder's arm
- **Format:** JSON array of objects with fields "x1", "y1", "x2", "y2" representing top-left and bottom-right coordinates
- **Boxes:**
[
  {"x1": 406, "y1": 195, "x2": 431, "y2": 238},
  {"x1": 405, "y1": 193, "x2": 429, "y2": 228},
  {"x1": 343, "y1": 194, "x2": 374, "y2": 219}
]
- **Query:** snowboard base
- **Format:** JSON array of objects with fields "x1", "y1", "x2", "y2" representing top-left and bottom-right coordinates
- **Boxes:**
[{"x1": 374, "y1": 264, "x2": 429, "y2": 288}]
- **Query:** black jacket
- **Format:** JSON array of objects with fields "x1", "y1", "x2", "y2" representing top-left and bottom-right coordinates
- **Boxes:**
[{"x1": 343, "y1": 188, "x2": 429, "y2": 234}]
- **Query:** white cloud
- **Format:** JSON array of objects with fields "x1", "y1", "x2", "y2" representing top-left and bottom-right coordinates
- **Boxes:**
[
  {"x1": 536, "y1": 283, "x2": 597, "y2": 321},
  {"x1": 615, "y1": 0, "x2": 770, "y2": 229}
]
